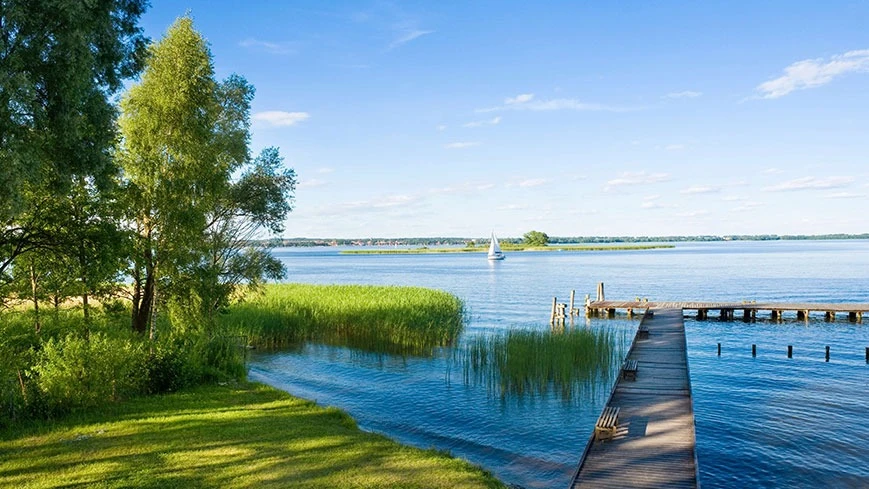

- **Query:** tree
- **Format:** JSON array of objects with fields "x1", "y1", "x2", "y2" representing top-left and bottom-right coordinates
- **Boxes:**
[
  {"x1": 0, "y1": 0, "x2": 148, "y2": 278},
  {"x1": 523, "y1": 230, "x2": 550, "y2": 247},
  {"x1": 119, "y1": 17, "x2": 295, "y2": 334}
]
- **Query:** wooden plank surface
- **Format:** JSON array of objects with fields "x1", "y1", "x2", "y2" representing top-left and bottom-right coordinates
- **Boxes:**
[
  {"x1": 589, "y1": 300, "x2": 869, "y2": 313},
  {"x1": 571, "y1": 308, "x2": 699, "y2": 489}
]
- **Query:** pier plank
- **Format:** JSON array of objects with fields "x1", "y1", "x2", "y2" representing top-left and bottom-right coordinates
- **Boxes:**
[{"x1": 571, "y1": 308, "x2": 698, "y2": 489}]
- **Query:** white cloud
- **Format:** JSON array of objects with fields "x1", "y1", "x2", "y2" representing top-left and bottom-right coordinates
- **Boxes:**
[
  {"x1": 762, "y1": 176, "x2": 855, "y2": 192},
  {"x1": 497, "y1": 204, "x2": 528, "y2": 210},
  {"x1": 317, "y1": 167, "x2": 334, "y2": 174},
  {"x1": 298, "y1": 178, "x2": 327, "y2": 189},
  {"x1": 505, "y1": 93, "x2": 535, "y2": 104},
  {"x1": 463, "y1": 116, "x2": 501, "y2": 128},
  {"x1": 253, "y1": 111, "x2": 310, "y2": 127},
  {"x1": 663, "y1": 91, "x2": 702, "y2": 99},
  {"x1": 826, "y1": 191, "x2": 865, "y2": 199},
  {"x1": 478, "y1": 97, "x2": 638, "y2": 113},
  {"x1": 436, "y1": 124, "x2": 447, "y2": 131},
  {"x1": 722, "y1": 195, "x2": 749, "y2": 202},
  {"x1": 644, "y1": 194, "x2": 661, "y2": 201},
  {"x1": 676, "y1": 210, "x2": 710, "y2": 218},
  {"x1": 731, "y1": 201, "x2": 765, "y2": 212},
  {"x1": 388, "y1": 29, "x2": 434, "y2": 50},
  {"x1": 444, "y1": 141, "x2": 480, "y2": 149},
  {"x1": 518, "y1": 178, "x2": 548, "y2": 188},
  {"x1": 665, "y1": 144, "x2": 685, "y2": 151},
  {"x1": 756, "y1": 49, "x2": 869, "y2": 99},
  {"x1": 604, "y1": 171, "x2": 670, "y2": 191},
  {"x1": 641, "y1": 201, "x2": 676, "y2": 209},
  {"x1": 680, "y1": 185, "x2": 720, "y2": 195},
  {"x1": 762, "y1": 167, "x2": 784, "y2": 174},
  {"x1": 239, "y1": 38, "x2": 298, "y2": 55}
]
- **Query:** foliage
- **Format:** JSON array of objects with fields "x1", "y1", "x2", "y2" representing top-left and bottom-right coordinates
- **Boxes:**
[
  {"x1": 0, "y1": 382, "x2": 505, "y2": 489},
  {"x1": 456, "y1": 327, "x2": 624, "y2": 401},
  {"x1": 119, "y1": 17, "x2": 294, "y2": 335},
  {"x1": 33, "y1": 333, "x2": 148, "y2": 412},
  {"x1": 522, "y1": 230, "x2": 550, "y2": 247},
  {"x1": 220, "y1": 284, "x2": 465, "y2": 355},
  {"x1": 0, "y1": 0, "x2": 147, "y2": 277}
]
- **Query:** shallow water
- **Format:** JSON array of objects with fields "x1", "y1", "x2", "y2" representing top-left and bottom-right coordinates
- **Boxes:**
[{"x1": 251, "y1": 240, "x2": 869, "y2": 488}]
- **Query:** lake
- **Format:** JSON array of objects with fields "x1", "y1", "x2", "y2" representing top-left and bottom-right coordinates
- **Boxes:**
[{"x1": 249, "y1": 240, "x2": 869, "y2": 488}]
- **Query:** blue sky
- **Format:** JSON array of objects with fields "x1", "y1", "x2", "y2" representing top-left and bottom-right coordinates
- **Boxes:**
[{"x1": 139, "y1": 2, "x2": 869, "y2": 238}]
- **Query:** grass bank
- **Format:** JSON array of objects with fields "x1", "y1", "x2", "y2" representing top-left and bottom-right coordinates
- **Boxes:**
[
  {"x1": 0, "y1": 382, "x2": 504, "y2": 489},
  {"x1": 221, "y1": 284, "x2": 465, "y2": 355},
  {"x1": 341, "y1": 244, "x2": 674, "y2": 254},
  {"x1": 456, "y1": 327, "x2": 624, "y2": 401}
]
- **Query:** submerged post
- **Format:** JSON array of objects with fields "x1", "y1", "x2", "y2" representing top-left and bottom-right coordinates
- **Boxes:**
[
  {"x1": 787, "y1": 345, "x2": 793, "y2": 358},
  {"x1": 717, "y1": 343, "x2": 721, "y2": 356},
  {"x1": 752, "y1": 344, "x2": 756, "y2": 357},
  {"x1": 825, "y1": 345, "x2": 830, "y2": 362}
]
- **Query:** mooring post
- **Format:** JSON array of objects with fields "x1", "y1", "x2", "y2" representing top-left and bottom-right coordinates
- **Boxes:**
[
  {"x1": 752, "y1": 344, "x2": 756, "y2": 357},
  {"x1": 865, "y1": 347, "x2": 868, "y2": 363},
  {"x1": 787, "y1": 345, "x2": 793, "y2": 358},
  {"x1": 585, "y1": 294, "x2": 591, "y2": 317},
  {"x1": 569, "y1": 290, "x2": 575, "y2": 316},
  {"x1": 597, "y1": 282, "x2": 605, "y2": 301},
  {"x1": 550, "y1": 297, "x2": 557, "y2": 325},
  {"x1": 717, "y1": 343, "x2": 721, "y2": 356},
  {"x1": 825, "y1": 345, "x2": 830, "y2": 362}
]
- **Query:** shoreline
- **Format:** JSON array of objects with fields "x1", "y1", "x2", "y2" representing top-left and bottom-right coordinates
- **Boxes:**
[{"x1": 340, "y1": 244, "x2": 675, "y2": 255}]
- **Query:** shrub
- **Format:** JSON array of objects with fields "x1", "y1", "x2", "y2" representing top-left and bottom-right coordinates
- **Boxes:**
[{"x1": 33, "y1": 333, "x2": 148, "y2": 413}]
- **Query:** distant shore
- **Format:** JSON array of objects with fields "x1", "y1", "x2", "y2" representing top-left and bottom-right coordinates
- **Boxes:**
[
  {"x1": 340, "y1": 244, "x2": 675, "y2": 255},
  {"x1": 260, "y1": 233, "x2": 869, "y2": 248}
]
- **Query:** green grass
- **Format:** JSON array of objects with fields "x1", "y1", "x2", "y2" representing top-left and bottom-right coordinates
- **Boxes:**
[
  {"x1": 456, "y1": 327, "x2": 624, "y2": 401},
  {"x1": 0, "y1": 382, "x2": 504, "y2": 489},
  {"x1": 341, "y1": 244, "x2": 674, "y2": 254},
  {"x1": 221, "y1": 284, "x2": 465, "y2": 355}
]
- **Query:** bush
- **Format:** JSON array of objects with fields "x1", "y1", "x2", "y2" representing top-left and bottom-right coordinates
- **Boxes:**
[{"x1": 33, "y1": 333, "x2": 148, "y2": 413}]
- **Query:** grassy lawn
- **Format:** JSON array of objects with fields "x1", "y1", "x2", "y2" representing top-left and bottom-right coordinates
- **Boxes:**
[{"x1": 0, "y1": 382, "x2": 504, "y2": 489}]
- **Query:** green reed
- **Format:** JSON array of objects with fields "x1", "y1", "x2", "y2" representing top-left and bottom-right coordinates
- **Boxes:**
[
  {"x1": 456, "y1": 327, "x2": 624, "y2": 402},
  {"x1": 220, "y1": 284, "x2": 465, "y2": 355}
]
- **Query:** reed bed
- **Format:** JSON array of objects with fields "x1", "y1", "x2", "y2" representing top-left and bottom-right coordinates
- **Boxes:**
[
  {"x1": 221, "y1": 284, "x2": 465, "y2": 355},
  {"x1": 456, "y1": 327, "x2": 624, "y2": 402}
]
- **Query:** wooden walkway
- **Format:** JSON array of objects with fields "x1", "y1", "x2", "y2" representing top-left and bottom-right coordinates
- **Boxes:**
[
  {"x1": 570, "y1": 308, "x2": 699, "y2": 489},
  {"x1": 587, "y1": 300, "x2": 869, "y2": 322}
]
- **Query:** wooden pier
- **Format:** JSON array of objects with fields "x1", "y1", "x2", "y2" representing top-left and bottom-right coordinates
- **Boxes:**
[
  {"x1": 587, "y1": 299, "x2": 869, "y2": 322},
  {"x1": 570, "y1": 309, "x2": 699, "y2": 489}
]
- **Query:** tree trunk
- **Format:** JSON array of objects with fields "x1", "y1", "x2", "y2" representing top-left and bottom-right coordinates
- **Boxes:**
[
  {"x1": 29, "y1": 260, "x2": 40, "y2": 333},
  {"x1": 131, "y1": 263, "x2": 141, "y2": 332},
  {"x1": 133, "y1": 266, "x2": 154, "y2": 334}
]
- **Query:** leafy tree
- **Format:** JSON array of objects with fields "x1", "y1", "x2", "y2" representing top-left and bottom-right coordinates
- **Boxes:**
[
  {"x1": 119, "y1": 17, "x2": 295, "y2": 334},
  {"x1": 0, "y1": 0, "x2": 148, "y2": 278},
  {"x1": 523, "y1": 230, "x2": 550, "y2": 247}
]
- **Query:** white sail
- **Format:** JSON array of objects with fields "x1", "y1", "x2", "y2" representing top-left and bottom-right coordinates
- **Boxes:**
[{"x1": 487, "y1": 232, "x2": 505, "y2": 260}]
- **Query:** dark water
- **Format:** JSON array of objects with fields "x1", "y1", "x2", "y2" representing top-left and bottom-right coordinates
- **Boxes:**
[{"x1": 250, "y1": 240, "x2": 869, "y2": 488}]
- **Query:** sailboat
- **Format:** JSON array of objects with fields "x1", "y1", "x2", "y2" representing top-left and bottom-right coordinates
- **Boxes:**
[{"x1": 487, "y1": 232, "x2": 505, "y2": 260}]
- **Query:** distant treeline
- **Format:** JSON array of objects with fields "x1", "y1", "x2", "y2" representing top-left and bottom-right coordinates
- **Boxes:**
[{"x1": 260, "y1": 233, "x2": 869, "y2": 247}]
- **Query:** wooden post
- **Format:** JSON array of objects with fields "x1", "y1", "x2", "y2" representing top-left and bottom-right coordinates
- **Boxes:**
[
  {"x1": 597, "y1": 282, "x2": 605, "y2": 301},
  {"x1": 825, "y1": 345, "x2": 830, "y2": 362},
  {"x1": 717, "y1": 343, "x2": 721, "y2": 356},
  {"x1": 743, "y1": 309, "x2": 751, "y2": 322},
  {"x1": 797, "y1": 310, "x2": 806, "y2": 321},
  {"x1": 752, "y1": 344, "x2": 756, "y2": 357},
  {"x1": 550, "y1": 297, "x2": 557, "y2": 325},
  {"x1": 848, "y1": 311, "x2": 857, "y2": 323},
  {"x1": 865, "y1": 347, "x2": 868, "y2": 363},
  {"x1": 569, "y1": 290, "x2": 575, "y2": 316},
  {"x1": 787, "y1": 345, "x2": 793, "y2": 358}
]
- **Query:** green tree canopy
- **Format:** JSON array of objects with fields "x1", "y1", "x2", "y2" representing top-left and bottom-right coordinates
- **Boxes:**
[
  {"x1": 0, "y1": 0, "x2": 147, "y2": 278},
  {"x1": 119, "y1": 16, "x2": 295, "y2": 334},
  {"x1": 523, "y1": 230, "x2": 550, "y2": 247}
]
